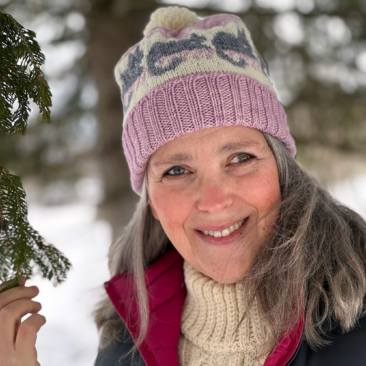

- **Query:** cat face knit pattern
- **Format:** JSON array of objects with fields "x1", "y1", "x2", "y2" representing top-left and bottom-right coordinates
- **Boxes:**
[{"x1": 178, "y1": 261, "x2": 269, "y2": 366}]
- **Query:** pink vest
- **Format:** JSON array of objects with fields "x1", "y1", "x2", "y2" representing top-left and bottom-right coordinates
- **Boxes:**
[{"x1": 104, "y1": 248, "x2": 304, "y2": 366}]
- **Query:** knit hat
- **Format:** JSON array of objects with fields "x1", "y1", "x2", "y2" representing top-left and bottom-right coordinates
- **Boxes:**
[{"x1": 114, "y1": 6, "x2": 296, "y2": 194}]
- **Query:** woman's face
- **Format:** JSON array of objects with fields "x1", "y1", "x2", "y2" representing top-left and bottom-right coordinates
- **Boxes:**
[{"x1": 147, "y1": 126, "x2": 281, "y2": 284}]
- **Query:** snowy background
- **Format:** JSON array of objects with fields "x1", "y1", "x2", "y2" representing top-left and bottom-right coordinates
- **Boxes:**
[{"x1": 26, "y1": 188, "x2": 111, "y2": 366}]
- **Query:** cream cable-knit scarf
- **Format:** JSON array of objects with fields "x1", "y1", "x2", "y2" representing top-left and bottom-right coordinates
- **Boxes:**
[{"x1": 178, "y1": 261, "x2": 269, "y2": 366}]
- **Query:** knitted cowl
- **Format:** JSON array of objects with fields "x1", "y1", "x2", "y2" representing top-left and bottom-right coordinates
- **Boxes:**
[{"x1": 178, "y1": 261, "x2": 269, "y2": 366}]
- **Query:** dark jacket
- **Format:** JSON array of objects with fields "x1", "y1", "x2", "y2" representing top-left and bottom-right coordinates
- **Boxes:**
[{"x1": 94, "y1": 248, "x2": 366, "y2": 366}]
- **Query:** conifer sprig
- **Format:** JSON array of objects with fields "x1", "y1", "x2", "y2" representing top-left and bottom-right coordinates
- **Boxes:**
[
  {"x1": 0, "y1": 12, "x2": 52, "y2": 135},
  {"x1": 0, "y1": 166, "x2": 72, "y2": 293}
]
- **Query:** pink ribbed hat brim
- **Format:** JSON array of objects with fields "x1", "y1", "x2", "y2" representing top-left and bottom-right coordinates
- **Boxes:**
[{"x1": 122, "y1": 72, "x2": 296, "y2": 194}]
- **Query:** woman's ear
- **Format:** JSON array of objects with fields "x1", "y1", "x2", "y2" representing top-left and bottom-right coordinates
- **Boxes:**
[{"x1": 149, "y1": 199, "x2": 160, "y2": 221}]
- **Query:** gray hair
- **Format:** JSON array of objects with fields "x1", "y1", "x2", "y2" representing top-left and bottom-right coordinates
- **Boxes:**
[
  {"x1": 93, "y1": 133, "x2": 366, "y2": 355},
  {"x1": 93, "y1": 174, "x2": 169, "y2": 352}
]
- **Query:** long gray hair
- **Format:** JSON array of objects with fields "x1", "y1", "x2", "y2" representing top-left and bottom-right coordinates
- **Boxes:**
[{"x1": 93, "y1": 132, "x2": 366, "y2": 355}]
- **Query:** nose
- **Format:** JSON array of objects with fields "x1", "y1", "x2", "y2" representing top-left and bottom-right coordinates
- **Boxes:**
[{"x1": 196, "y1": 183, "x2": 234, "y2": 214}]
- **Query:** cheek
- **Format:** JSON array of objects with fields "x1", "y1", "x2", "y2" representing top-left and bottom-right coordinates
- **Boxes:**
[
  {"x1": 235, "y1": 165, "x2": 281, "y2": 212},
  {"x1": 150, "y1": 189, "x2": 192, "y2": 233}
]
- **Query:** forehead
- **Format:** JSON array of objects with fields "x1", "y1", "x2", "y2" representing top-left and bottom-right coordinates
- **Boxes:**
[{"x1": 149, "y1": 126, "x2": 267, "y2": 162}]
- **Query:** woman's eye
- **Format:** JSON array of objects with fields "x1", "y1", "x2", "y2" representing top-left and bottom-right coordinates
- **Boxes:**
[
  {"x1": 163, "y1": 154, "x2": 253, "y2": 177},
  {"x1": 164, "y1": 166, "x2": 187, "y2": 177},
  {"x1": 231, "y1": 153, "x2": 253, "y2": 164}
]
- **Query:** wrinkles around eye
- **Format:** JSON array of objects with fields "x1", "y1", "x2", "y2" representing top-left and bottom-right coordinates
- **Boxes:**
[{"x1": 163, "y1": 153, "x2": 255, "y2": 178}]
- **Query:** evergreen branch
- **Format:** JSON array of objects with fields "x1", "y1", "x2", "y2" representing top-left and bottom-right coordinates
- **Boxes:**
[
  {"x1": 0, "y1": 166, "x2": 72, "y2": 293},
  {"x1": 0, "y1": 13, "x2": 70, "y2": 293},
  {"x1": 0, "y1": 191, "x2": 12, "y2": 247},
  {"x1": 7, "y1": 15, "x2": 42, "y2": 85},
  {"x1": 0, "y1": 12, "x2": 52, "y2": 135}
]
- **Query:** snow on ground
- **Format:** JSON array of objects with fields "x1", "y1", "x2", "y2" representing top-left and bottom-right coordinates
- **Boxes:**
[
  {"x1": 26, "y1": 203, "x2": 112, "y2": 366},
  {"x1": 22, "y1": 174, "x2": 366, "y2": 366}
]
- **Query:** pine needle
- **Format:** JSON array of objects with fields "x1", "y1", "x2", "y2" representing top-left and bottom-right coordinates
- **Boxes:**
[
  {"x1": 0, "y1": 12, "x2": 52, "y2": 135},
  {"x1": 0, "y1": 167, "x2": 72, "y2": 293}
]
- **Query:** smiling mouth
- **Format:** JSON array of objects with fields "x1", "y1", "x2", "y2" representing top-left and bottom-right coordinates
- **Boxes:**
[{"x1": 198, "y1": 218, "x2": 247, "y2": 238}]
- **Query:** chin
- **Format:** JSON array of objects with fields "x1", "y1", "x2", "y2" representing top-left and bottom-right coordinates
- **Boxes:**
[{"x1": 193, "y1": 256, "x2": 250, "y2": 284}]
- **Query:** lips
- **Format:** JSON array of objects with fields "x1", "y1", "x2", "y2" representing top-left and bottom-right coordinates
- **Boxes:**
[
  {"x1": 195, "y1": 217, "x2": 249, "y2": 246},
  {"x1": 195, "y1": 217, "x2": 248, "y2": 232}
]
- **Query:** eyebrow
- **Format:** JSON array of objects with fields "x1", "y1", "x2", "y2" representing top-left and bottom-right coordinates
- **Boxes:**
[{"x1": 151, "y1": 140, "x2": 261, "y2": 167}]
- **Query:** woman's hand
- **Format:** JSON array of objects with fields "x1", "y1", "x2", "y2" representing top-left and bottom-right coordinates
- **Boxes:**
[{"x1": 0, "y1": 277, "x2": 46, "y2": 366}]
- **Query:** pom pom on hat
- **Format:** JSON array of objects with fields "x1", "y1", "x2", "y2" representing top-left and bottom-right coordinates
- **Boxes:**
[{"x1": 143, "y1": 6, "x2": 200, "y2": 36}]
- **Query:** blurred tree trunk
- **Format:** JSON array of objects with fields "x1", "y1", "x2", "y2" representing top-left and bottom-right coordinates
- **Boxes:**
[{"x1": 87, "y1": 0, "x2": 159, "y2": 240}]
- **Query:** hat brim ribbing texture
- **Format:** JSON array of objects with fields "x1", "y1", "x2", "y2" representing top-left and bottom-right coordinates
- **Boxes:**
[{"x1": 115, "y1": 11, "x2": 296, "y2": 194}]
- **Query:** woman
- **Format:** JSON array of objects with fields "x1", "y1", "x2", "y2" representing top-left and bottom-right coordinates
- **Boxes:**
[
  {"x1": 92, "y1": 5, "x2": 366, "y2": 366},
  {"x1": 1, "y1": 5, "x2": 366, "y2": 366}
]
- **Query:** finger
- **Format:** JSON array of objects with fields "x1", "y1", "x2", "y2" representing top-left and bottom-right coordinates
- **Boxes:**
[
  {"x1": 0, "y1": 285, "x2": 39, "y2": 312},
  {"x1": 15, "y1": 313, "x2": 46, "y2": 356},
  {"x1": 20, "y1": 276, "x2": 28, "y2": 286},
  {"x1": 0, "y1": 298, "x2": 42, "y2": 343}
]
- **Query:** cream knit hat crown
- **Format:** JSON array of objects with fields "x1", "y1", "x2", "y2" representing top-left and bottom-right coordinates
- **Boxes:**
[{"x1": 114, "y1": 6, "x2": 296, "y2": 194}]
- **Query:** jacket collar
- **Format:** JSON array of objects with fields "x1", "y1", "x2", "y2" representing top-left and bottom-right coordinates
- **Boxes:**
[
  {"x1": 104, "y1": 248, "x2": 186, "y2": 366},
  {"x1": 104, "y1": 247, "x2": 304, "y2": 366}
]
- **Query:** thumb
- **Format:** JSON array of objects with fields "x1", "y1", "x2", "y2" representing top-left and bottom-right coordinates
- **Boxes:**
[{"x1": 20, "y1": 276, "x2": 28, "y2": 286}]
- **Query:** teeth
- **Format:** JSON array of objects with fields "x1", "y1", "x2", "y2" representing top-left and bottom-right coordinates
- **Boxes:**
[
  {"x1": 222, "y1": 228, "x2": 230, "y2": 237},
  {"x1": 201, "y1": 219, "x2": 245, "y2": 238}
]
